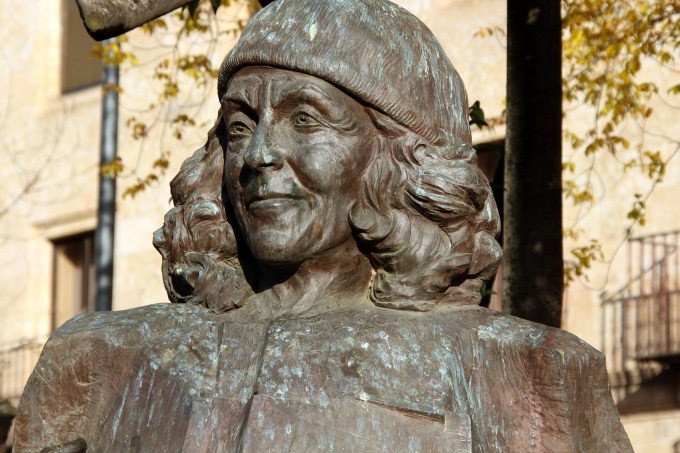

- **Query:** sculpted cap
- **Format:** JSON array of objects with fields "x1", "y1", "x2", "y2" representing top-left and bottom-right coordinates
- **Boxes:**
[{"x1": 218, "y1": 0, "x2": 471, "y2": 146}]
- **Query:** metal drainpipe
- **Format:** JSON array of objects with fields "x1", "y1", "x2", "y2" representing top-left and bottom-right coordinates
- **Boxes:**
[{"x1": 94, "y1": 38, "x2": 119, "y2": 312}]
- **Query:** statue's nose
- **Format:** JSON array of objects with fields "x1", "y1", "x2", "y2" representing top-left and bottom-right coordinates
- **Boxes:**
[{"x1": 243, "y1": 124, "x2": 283, "y2": 171}]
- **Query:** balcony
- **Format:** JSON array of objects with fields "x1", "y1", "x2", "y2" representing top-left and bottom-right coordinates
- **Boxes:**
[{"x1": 602, "y1": 230, "x2": 680, "y2": 408}]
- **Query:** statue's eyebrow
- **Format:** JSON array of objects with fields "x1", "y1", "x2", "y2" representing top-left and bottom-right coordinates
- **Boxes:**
[
  {"x1": 221, "y1": 92, "x2": 260, "y2": 124},
  {"x1": 272, "y1": 83, "x2": 335, "y2": 111},
  {"x1": 221, "y1": 91, "x2": 254, "y2": 110},
  {"x1": 221, "y1": 72, "x2": 266, "y2": 113}
]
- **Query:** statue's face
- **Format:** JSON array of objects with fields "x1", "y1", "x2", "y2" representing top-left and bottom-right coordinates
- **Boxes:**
[{"x1": 222, "y1": 67, "x2": 377, "y2": 266}]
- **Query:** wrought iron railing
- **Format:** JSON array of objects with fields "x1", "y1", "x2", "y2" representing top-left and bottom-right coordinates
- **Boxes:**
[
  {"x1": 0, "y1": 339, "x2": 46, "y2": 404},
  {"x1": 602, "y1": 230, "x2": 680, "y2": 398}
]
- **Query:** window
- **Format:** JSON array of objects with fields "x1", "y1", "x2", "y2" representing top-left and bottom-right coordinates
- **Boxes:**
[
  {"x1": 52, "y1": 232, "x2": 95, "y2": 329},
  {"x1": 61, "y1": 0, "x2": 101, "y2": 92}
]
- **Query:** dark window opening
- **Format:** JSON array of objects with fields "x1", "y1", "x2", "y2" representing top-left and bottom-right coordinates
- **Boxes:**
[{"x1": 52, "y1": 231, "x2": 95, "y2": 330}]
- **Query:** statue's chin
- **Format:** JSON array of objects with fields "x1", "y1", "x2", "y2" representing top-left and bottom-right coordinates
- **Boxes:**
[
  {"x1": 244, "y1": 229, "x2": 360, "y2": 274},
  {"x1": 244, "y1": 232, "x2": 309, "y2": 266}
]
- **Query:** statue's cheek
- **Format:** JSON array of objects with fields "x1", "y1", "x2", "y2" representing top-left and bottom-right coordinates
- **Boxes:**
[{"x1": 223, "y1": 157, "x2": 244, "y2": 192}]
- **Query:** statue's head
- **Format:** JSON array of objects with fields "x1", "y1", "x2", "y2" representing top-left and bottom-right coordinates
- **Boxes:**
[{"x1": 154, "y1": 0, "x2": 502, "y2": 313}]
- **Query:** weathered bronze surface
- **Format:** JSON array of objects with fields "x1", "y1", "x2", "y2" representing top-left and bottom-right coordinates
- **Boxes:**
[
  {"x1": 74, "y1": 0, "x2": 194, "y2": 41},
  {"x1": 73, "y1": 0, "x2": 277, "y2": 40},
  {"x1": 16, "y1": 0, "x2": 632, "y2": 451}
]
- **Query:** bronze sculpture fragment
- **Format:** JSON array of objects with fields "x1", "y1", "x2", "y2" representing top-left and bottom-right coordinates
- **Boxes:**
[{"x1": 15, "y1": 0, "x2": 632, "y2": 451}]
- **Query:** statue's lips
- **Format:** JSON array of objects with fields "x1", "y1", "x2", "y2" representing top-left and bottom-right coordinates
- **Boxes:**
[{"x1": 246, "y1": 194, "x2": 303, "y2": 212}]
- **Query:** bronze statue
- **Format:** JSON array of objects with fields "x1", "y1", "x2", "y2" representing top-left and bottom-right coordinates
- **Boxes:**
[{"x1": 15, "y1": 0, "x2": 632, "y2": 451}]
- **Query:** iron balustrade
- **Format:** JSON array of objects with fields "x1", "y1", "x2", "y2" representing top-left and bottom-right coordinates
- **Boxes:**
[
  {"x1": 602, "y1": 230, "x2": 680, "y2": 399},
  {"x1": 0, "y1": 339, "x2": 46, "y2": 405}
]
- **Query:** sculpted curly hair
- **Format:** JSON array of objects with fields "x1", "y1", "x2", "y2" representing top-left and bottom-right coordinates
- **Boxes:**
[
  {"x1": 153, "y1": 105, "x2": 502, "y2": 313},
  {"x1": 351, "y1": 109, "x2": 501, "y2": 310}
]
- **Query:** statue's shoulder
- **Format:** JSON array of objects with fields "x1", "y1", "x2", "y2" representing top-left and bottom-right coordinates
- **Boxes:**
[
  {"x1": 344, "y1": 304, "x2": 604, "y2": 364},
  {"x1": 431, "y1": 306, "x2": 609, "y2": 383},
  {"x1": 14, "y1": 304, "x2": 238, "y2": 451},
  {"x1": 52, "y1": 302, "x2": 213, "y2": 341},
  {"x1": 388, "y1": 306, "x2": 630, "y2": 452},
  {"x1": 430, "y1": 305, "x2": 604, "y2": 363}
]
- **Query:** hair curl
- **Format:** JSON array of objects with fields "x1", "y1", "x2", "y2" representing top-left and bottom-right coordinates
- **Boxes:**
[{"x1": 154, "y1": 106, "x2": 501, "y2": 313}]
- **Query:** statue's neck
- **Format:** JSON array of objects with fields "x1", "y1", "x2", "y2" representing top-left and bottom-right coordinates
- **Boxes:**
[{"x1": 252, "y1": 240, "x2": 374, "y2": 317}]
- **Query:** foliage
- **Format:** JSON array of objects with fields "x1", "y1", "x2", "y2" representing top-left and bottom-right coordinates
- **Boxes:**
[
  {"x1": 563, "y1": 234, "x2": 604, "y2": 283},
  {"x1": 91, "y1": 0, "x2": 259, "y2": 198},
  {"x1": 561, "y1": 0, "x2": 679, "y2": 284},
  {"x1": 100, "y1": 157, "x2": 124, "y2": 179},
  {"x1": 478, "y1": 0, "x2": 680, "y2": 285},
  {"x1": 123, "y1": 154, "x2": 171, "y2": 198},
  {"x1": 90, "y1": 35, "x2": 139, "y2": 67},
  {"x1": 119, "y1": 0, "x2": 258, "y2": 198},
  {"x1": 562, "y1": 0, "x2": 678, "y2": 211}
]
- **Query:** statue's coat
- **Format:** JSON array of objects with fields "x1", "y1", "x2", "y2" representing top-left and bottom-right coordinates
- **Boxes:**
[{"x1": 15, "y1": 304, "x2": 632, "y2": 452}]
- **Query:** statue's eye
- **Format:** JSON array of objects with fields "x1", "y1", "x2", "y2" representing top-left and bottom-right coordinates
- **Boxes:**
[
  {"x1": 293, "y1": 112, "x2": 317, "y2": 127},
  {"x1": 228, "y1": 121, "x2": 250, "y2": 138}
]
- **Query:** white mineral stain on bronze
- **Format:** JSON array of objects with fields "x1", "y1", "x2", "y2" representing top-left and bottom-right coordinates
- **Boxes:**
[
  {"x1": 276, "y1": 383, "x2": 288, "y2": 398},
  {"x1": 318, "y1": 390, "x2": 329, "y2": 408},
  {"x1": 476, "y1": 317, "x2": 545, "y2": 348},
  {"x1": 239, "y1": 387, "x2": 250, "y2": 404},
  {"x1": 378, "y1": 330, "x2": 390, "y2": 349}
]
